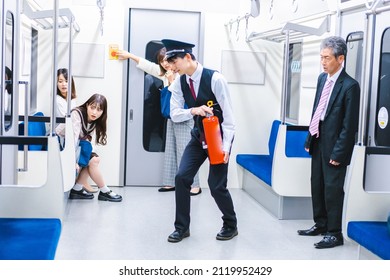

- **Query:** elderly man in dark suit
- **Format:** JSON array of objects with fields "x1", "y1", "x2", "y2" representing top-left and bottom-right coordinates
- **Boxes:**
[{"x1": 298, "y1": 36, "x2": 360, "y2": 249}]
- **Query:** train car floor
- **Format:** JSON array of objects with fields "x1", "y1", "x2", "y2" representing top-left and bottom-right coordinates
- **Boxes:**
[{"x1": 56, "y1": 187, "x2": 358, "y2": 260}]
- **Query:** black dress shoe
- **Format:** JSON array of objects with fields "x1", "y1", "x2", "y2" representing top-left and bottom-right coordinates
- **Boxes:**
[
  {"x1": 314, "y1": 233, "x2": 344, "y2": 249},
  {"x1": 167, "y1": 229, "x2": 190, "y2": 243},
  {"x1": 69, "y1": 189, "x2": 94, "y2": 199},
  {"x1": 297, "y1": 225, "x2": 327, "y2": 236},
  {"x1": 190, "y1": 187, "x2": 202, "y2": 196},
  {"x1": 158, "y1": 186, "x2": 175, "y2": 192},
  {"x1": 98, "y1": 191, "x2": 122, "y2": 202},
  {"x1": 216, "y1": 226, "x2": 238, "y2": 240}
]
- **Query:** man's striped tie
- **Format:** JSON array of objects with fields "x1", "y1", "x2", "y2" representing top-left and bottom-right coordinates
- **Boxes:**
[{"x1": 309, "y1": 79, "x2": 333, "y2": 138}]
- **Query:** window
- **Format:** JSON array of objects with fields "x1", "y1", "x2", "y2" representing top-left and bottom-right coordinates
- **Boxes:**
[
  {"x1": 286, "y1": 42, "x2": 302, "y2": 123},
  {"x1": 345, "y1": 31, "x2": 364, "y2": 85},
  {"x1": 142, "y1": 41, "x2": 166, "y2": 152},
  {"x1": 374, "y1": 28, "x2": 390, "y2": 146}
]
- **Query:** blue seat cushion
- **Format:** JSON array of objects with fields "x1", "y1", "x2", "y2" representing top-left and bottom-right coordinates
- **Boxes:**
[
  {"x1": 236, "y1": 154, "x2": 273, "y2": 186},
  {"x1": 0, "y1": 218, "x2": 62, "y2": 260},
  {"x1": 348, "y1": 221, "x2": 390, "y2": 260},
  {"x1": 388, "y1": 214, "x2": 390, "y2": 235},
  {"x1": 285, "y1": 128, "x2": 311, "y2": 158},
  {"x1": 18, "y1": 112, "x2": 47, "y2": 151},
  {"x1": 268, "y1": 120, "x2": 281, "y2": 158},
  {"x1": 236, "y1": 120, "x2": 280, "y2": 187}
]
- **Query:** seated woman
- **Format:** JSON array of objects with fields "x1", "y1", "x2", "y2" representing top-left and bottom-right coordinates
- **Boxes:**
[{"x1": 56, "y1": 93, "x2": 122, "y2": 202}]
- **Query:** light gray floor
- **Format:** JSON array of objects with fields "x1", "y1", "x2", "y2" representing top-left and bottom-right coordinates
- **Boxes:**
[{"x1": 55, "y1": 187, "x2": 359, "y2": 260}]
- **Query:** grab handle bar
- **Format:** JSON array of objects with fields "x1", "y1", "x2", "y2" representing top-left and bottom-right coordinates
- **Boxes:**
[{"x1": 18, "y1": 81, "x2": 29, "y2": 172}]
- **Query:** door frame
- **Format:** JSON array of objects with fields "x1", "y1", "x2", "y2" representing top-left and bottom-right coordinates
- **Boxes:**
[
  {"x1": 1, "y1": 0, "x2": 19, "y2": 184},
  {"x1": 120, "y1": 8, "x2": 204, "y2": 186}
]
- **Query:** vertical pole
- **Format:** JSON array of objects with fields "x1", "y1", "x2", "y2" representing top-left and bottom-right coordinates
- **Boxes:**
[
  {"x1": 280, "y1": 30, "x2": 290, "y2": 124},
  {"x1": 67, "y1": 16, "x2": 73, "y2": 117},
  {"x1": 358, "y1": 13, "x2": 375, "y2": 145},
  {"x1": 19, "y1": 81, "x2": 29, "y2": 172},
  {"x1": 50, "y1": 0, "x2": 59, "y2": 135}
]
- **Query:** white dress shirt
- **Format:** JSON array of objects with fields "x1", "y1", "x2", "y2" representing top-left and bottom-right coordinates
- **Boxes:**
[
  {"x1": 169, "y1": 63, "x2": 235, "y2": 152},
  {"x1": 321, "y1": 67, "x2": 343, "y2": 120}
]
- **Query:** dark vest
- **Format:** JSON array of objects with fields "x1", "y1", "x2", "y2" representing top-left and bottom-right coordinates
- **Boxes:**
[{"x1": 180, "y1": 68, "x2": 224, "y2": 138}]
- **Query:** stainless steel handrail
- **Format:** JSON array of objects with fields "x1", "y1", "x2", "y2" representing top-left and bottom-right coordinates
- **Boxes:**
[
  {"x1": 50, "y1": 0, "x2": 59, "y2": 136},
  {"x1": 67, "y1": 14, "x2": 74, "y2": 117},
  {"x1": 18, "y1": 81, "x2": 29, "y2": 172}
]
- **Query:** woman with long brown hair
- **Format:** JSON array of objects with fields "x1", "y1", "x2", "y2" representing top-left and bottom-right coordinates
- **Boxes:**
[{"x1": 57, "y1": 93, "x2": 122, "y2": 202}]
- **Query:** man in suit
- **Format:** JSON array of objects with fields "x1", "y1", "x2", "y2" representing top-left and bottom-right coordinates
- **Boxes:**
[
  {"x1": 162, "y1": 39, "x2": 237, "y2": 243},
  {"x1": 298, "y1": 36, "x2": 360, "y2": 249}
]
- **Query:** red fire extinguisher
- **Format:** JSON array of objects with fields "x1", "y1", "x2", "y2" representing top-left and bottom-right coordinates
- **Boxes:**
[{"x1": 202, "y1": 115, "x2": 225, "y2": 165}]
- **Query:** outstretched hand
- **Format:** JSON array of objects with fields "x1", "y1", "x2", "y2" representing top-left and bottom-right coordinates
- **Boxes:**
[{"x1": 116, "y1": 50, "x2": 130, "y2": 60}]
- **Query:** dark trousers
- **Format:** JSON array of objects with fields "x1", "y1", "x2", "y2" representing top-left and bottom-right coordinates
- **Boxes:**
[
  {"x1": 311, "y1": 137, "x2": 346, "y2": 234},
  {"x1": 174, "y1": 135, "x2": 237, "y2": 231}
]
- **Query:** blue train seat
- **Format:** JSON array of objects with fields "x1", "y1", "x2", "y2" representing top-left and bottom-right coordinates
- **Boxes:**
[
  {"x1": 0, "y1": 136, "x2": 64, "y2": 260},
  {"x1": 236, "y1": 120, "x2": 312, "y2": 219},
  {"x1": 236, "y1": 119, "x2": 280, "y2": 186},
  {"x1": 0, "y1": 218, "x2": 61, "y2": 260},
  {"x1": 341, "y1": 145, "x2": 390, "y2": 259},
  {"x1": 348, "y1": 221, "x2": 390, "y2": 260},
  {"x1": 18, "y1": 112, "x2": 47, "y2": 151}
]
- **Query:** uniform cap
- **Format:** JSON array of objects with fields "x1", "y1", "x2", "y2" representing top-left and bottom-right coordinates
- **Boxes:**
[{"x1": 161, "y1": 39, "x2": 195, "y2": 59}]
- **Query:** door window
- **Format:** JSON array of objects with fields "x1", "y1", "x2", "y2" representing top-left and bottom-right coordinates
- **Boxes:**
[
  {"x1": 286, "y1": 42, "x2": 302, "y2": 123},
  {"x1": 143, "y1": 41, "x2": 166, "y2": 152},
  {"x1": 345, "y1": 31, "x2": 364, "y2": 86},
  {"x1": 374, "y1": 28, "x2": 390, "y2": 146}
]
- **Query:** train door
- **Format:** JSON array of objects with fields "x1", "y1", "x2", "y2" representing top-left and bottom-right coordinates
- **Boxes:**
[
  {"x1": 364, "y1": 6, "x2": 390, "y2": 192},
  {"x1": 373, "y1": 24, "x2": 390, "y2": 146},
  {"x1": 0, "y1": 0, "x2": 19, "y2": 184},
  {"x1": 124, "y1": 9, "x2": 202, "y2": 186},
  {"x1": 338, "y1": 5, "x2": 366, "y2": 85}
]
